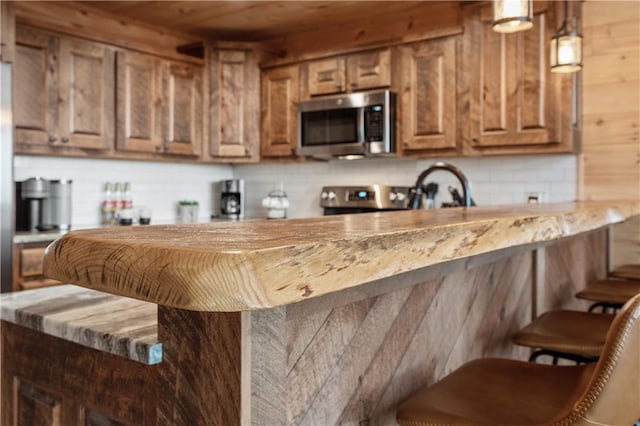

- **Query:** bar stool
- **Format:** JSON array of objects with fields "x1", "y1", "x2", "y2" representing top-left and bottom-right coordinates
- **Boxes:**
[
  {"x1": 609, "y1": 263, "x2": 640, "y2": 280},
  {"x1": 575, "y1": 278, "x2": 640, "y2": 313},
  {"x1": 396, "y1": 294, "x2": 640, "y2": 426},
  {"x1": 511, "y1": 310, "x2": 613, "y2": 364}
]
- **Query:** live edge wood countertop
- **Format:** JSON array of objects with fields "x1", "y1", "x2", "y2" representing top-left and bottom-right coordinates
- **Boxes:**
[{"x1": 44, "y1": 201, "x2": 639, "y2": 312}]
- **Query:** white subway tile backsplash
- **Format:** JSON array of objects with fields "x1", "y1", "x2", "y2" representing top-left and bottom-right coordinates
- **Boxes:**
[
  {"x1": 235, "y1": 154, "x2": 578, "y2": 218},
  {"x1": 14, "y1": 156, "x2": 233, "y2": 226},
  {"x1": 14, "y1": 154, "x2": 577, "y2": 223}
]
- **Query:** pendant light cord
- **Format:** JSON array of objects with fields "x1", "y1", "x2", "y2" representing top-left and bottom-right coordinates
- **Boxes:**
[{"x1": 561, "y1": 0, "x2": 569, "y2": 32}]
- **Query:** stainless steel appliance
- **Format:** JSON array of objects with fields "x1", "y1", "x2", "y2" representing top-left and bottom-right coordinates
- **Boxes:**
[
  {"x1": 320, "y1": 185, "x2": 411, "y2": 215},
  {"x1": 15, "y1": 178, "x2": 50, "y2": 232},
  {"x1": 219, "y1": 179, "x2": 245, "y2": 220},
  {"x1": 15, "y1": 178, "x2": 73, "y2": 231},
  {"x1": 0, "y1": 62, "x2": 13, "y2": 292},
  {"x1": 298, "y1": 90, "x2": 396, "y2": 159},
  {"x1": 42, "y1": 179, "x2": 73, "y2": 230}
]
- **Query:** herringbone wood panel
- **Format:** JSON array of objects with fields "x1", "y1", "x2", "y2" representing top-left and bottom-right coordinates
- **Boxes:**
[{"x1": 281, "y1": 231, "x2": 606, "y2": 425}]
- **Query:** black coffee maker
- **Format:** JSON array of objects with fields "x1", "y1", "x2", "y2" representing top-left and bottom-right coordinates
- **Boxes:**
[
  {"x1": 15, "y1": 178, "x2": 50, "y2": 232},
  {"x1": 219, "y1": 179, "x2": 244, "y2": 220},
  {"x1": 15, "y1": 178, "x2": 73, "y2": 232}
]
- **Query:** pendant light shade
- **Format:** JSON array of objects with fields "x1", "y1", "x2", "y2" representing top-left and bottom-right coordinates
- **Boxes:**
[
  {"x1": 550, "y1": 1, "x2": 582, "y2": 73},
  {"x1": 492, "y1": 0, "x2": 533, "y2": 33}
]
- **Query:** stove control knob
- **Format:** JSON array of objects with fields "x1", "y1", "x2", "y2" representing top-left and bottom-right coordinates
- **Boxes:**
[
  {"x1": 321, "y1": 191, "x2": 329, "y2": 200},
  {"x1": 389, "y1": 192, "x2": 397, "y2": 201},
  {"x1": 395, "y1": 192, "x2": 407, "y2": 202},
  {"x1": 327, "y1": 191, "x2": 337, "y2": 200}
]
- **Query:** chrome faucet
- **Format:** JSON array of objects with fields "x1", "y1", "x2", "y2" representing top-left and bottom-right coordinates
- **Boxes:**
[{"x1": 409, "y1": 162, "x2": 473, "y2": 209}]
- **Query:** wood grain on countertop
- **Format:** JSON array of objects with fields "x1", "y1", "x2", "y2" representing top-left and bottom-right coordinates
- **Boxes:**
[
  {"x1": 0, "y1": 285, "x2": 161, "y2": 364},
  {"x1": 43, "y1": 201, "x2": 640, "y2": 312}
]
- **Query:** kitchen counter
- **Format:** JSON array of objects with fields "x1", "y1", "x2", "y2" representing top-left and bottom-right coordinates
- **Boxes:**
[
  {"x1": 5, "y1": 200, "x2": 638, "y2": 425},
  {"x1": 0, "y1": 284, "x2": 161, "y2": 364},
  {"x1": 44, "y1": 201, "x2": 639, "y2": 311},
  {"x1": 13, "y1": 230, "x2": 66, "y2": 244}
]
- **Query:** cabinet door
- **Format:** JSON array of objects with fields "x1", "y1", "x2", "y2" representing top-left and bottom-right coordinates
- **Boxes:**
[
  {"x1": 58, "y1": 37, "x2": 114, "y2": 150},
  {"x1": 16, "y1": 380, "x2": 63, "y2": 426},
  {"x1": 210, "y1": 49, "x2": 259, "y2": 159},
  {"x1": 160, "y1": 61, "x2": 203, "y2": 156},
  {"x1": 115, "y1": 51, "x2": 162, "y2": 153},
  {"x1": 261, "y1": 65, "x2": 299, "y2": 158},
  {"x1": 467, "y1": 5, "x2": 564, "y2": 149},
  {"x1": 13, "y1": 243, "x2": 61, "y2": 291},
  {"x1": 399, "y1": 38, "x2": 457, "y2": 152},
  {"x1": 307, "y1": 57, "x2": 346, "y2": 96},
  {"x1": 347, "y1": 49, "x2": 391, "y2": 91},
  {"x1": 14, "y1": 25, "x2": 58, "y2": 147}
]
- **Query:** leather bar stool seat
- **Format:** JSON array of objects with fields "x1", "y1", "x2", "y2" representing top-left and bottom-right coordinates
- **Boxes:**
[
  {"x1": 511, "y1": 310, "x2": 613, "y2": 363},
  {"x1": 609, "y1": 263, "x2": 640, "y2": 280},
  {"x1": 396, "y1": 294, "x2": 640, "y2": 426},
  {"x1": 397, "y1": 359, "x2": 595, "y2": 425},
  {"x1": 576, "y1": 278, "x2": 640, "y2": 313}
]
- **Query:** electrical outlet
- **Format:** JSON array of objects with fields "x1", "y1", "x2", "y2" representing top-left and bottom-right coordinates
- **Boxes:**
[{"x1": 526, "y1": 192, "x2": 547, "y2": 204}]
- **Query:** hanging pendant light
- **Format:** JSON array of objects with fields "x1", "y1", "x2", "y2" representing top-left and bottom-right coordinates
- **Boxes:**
[
  {"x1": 492, "y1": 0, "x2": 533, "y2": 33},
  {"x1": 550, "y1": 0, "x2": 582, "y2": 73}
]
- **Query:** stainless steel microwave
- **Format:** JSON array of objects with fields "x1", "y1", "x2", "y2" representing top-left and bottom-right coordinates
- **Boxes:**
[{"x1": 297, "y1": 90, "x2": 396, "y2": 159}]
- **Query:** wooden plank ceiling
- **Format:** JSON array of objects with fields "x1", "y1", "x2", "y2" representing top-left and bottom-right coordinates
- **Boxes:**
[{"x1": 85, "y1": 1, "x2": 429, "y2": 41}]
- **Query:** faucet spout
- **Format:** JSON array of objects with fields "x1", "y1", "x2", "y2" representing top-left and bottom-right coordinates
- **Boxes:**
[{"x1": 409, "y1": 162, "x2": 472, "y2": 209}]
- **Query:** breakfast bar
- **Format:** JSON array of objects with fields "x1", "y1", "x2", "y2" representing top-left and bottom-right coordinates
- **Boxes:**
[{"x1": 2, "y1": 201, "x2": 639, "y2": 425}]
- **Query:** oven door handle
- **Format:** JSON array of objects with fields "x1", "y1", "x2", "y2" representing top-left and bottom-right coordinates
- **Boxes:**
[{"x1": 357, "y1": 107, "x2": 366, "y2": 144}]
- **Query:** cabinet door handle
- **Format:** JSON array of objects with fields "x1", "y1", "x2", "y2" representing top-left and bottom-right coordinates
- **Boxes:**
[
  {"x1": 61, "y1": 137, "x2": 69, "y2": 144},
  {"x1": 48, "y1": 136, "x2": 57, "y2": 144}
]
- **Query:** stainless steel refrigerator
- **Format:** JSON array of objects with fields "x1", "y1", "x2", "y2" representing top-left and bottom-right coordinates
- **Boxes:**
[{"x1": 0, "y1": 61, "x2": 14, "y2": 293}]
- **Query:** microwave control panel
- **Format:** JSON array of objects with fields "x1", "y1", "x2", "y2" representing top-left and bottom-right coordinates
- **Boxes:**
[{"x1": 364, "y1": 105, "x2": 384, "y2": 142}]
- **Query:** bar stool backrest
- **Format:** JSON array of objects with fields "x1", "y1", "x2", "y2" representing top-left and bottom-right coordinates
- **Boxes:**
[{"x1": 556, "y1": 293, "x2": 640, "y2": 425}]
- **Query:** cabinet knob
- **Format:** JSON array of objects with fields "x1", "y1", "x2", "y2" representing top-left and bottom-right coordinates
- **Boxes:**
[
  {"x1": 48, "y1": 136, "x2": 57, "y2": 144},
  {"x1": 155, "y1": 145, "x2": 164, "y2": 153},
  {"x1": 61, "y1": 137, "x2": 69, "y2": 144},
  {"x1": 472, "y1": 137, "x2": 479, "y2": 144}
]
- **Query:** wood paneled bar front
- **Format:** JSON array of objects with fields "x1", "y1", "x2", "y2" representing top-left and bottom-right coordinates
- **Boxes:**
[{"x1": 2, "y1": 202, "x2": 639, "y2": 425}]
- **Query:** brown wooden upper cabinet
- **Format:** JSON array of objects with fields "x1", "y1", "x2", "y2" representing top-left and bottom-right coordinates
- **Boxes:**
[
  {"x1": 397, "y1": 37, "x2": 458, "y2": 155},
  {"x1": 116, "y1": 51, "x2": 202, "y2": 157},
  {"x1": 347, "y1": 49, "x2": 391, "y2": 91},
  {"x1": 304, "y1": 48, "x2": 391, "y2": 98},
  {"x1": 116, "y1": 50, "x2": 161, "y2": 154},
  {"x1": 261, "y1": 65, "x2": 299, "y2": 158},
  {"x1": 209, "y1": 49, "x2": 260, "y2": 161},
  {"x1": 14, "y1": 25, "x2": 114, "y2": 152},
  {"x1": 307, "y1": 56, "x2": 346, "y2": 96},
  {"x1": 463, "y1": 3, "x2": 575, "y2": 153},
  {"x1": 160, "y1": 60, "x2": 203, "y2": 156}
]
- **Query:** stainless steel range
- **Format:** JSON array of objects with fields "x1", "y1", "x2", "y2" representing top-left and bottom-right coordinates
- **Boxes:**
[{"x1": 320, "y1": 185, "x2": 411, "y2": 215}]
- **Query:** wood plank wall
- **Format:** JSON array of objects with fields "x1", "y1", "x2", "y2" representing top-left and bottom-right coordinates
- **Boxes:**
[{"x1": 581, "y1": 1, "x2": 640, "y2": 267}]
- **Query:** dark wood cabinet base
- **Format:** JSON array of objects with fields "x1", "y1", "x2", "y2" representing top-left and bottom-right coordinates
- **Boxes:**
[{"x1": 1, "y1": 322, "x2": 157, "y2": 425}]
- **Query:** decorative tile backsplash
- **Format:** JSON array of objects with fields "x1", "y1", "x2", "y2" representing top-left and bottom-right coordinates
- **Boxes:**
[{"x1": 14, "y1": 154, "x2": 576, "y2": 224}]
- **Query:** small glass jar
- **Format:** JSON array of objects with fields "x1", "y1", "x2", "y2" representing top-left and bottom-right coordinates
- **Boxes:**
[
  {"x1": 177, "y1": 201, "x2": 199, "y2": 224},
  {"x1": 262, "y1": 190, "x2": 290, "y2": 219}
]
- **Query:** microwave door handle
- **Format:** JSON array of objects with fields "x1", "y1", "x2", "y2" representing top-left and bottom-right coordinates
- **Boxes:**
[{"x1": 357, "y1": 108, "x2": 366, "y2": 143}]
